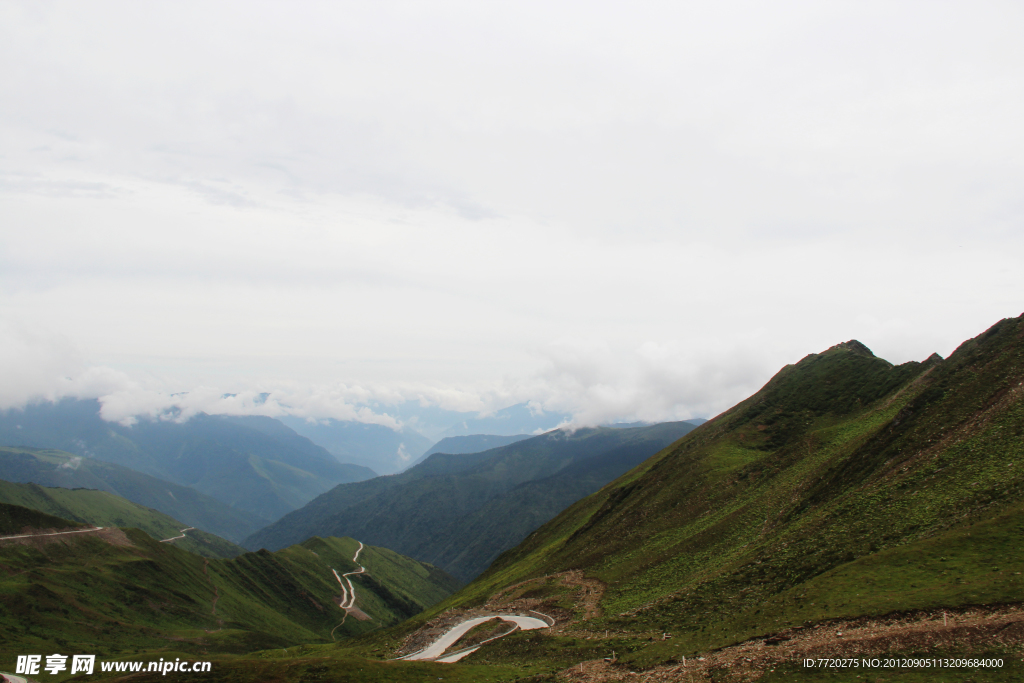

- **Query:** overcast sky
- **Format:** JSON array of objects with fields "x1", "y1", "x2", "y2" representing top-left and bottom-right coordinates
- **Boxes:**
[{"x1": 2, "y1": 0, "x2": 1022, "y2": 428}]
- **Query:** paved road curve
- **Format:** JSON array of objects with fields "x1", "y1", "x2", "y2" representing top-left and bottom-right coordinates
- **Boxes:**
[{"x1": 401, "y1": 614, "x2": 550, "y2": 662}]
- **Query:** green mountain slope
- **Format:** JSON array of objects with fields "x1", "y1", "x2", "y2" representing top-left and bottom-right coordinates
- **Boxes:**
[
  {"x1": 0, "y1": 446, "x2": 266, "y2": 542},
  {"x1": 0, "y1": 401, "x2": 377, "y2": 521},
  {"x1": 0, "y1": 504, "x2": 459, "y2": 655},
  {"x1": 0, "y1": 501, "x2": 88, "y2": 535},
  {"x1": 246, "y1": 421, "x2": 698, "y2": 581},
  {"x1": 381, "y1": 315, "x2": 1024, "y2": 675},
  {"x1": 0, "y1": 479, "x2": 244, "y2": 558}
]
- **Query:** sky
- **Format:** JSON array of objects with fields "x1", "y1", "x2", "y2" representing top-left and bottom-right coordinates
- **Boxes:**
[{"x1": 2, "y1": 0, "x2": 1023, "y2": 430}]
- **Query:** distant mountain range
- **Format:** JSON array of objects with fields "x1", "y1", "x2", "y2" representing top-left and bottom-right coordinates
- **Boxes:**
[
  {"x1": 435, "y1": 403, "x2": 571, "y2": 439},
  {"x1": 0, "y1": 400, "x2": 375, "y2": 522},
  {"x1": 0, "y1": 477, "x2": 244, "y2": 558},
  {"x1": 387, "y1": 314, "x2": 1024, "y2": 675},
  {"x1": 407, "y1": 433, "x2": 533, "y2": 469},
  {"x1": 0, "y1": 445, "x2": 265, "y2": 542},
  {"x1": 279, "y1": 416, "x2": 432, "y2": 475},
  {"x1": 246, "y1": 421, "x2": 698, "y2": 581}
]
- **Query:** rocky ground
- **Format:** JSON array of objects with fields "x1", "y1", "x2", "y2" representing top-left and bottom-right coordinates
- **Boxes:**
[{"x1": 556, "y1": 604, "x2": 1024, "y2": 681}]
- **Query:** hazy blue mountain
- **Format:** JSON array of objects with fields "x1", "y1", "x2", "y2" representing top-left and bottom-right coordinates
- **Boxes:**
[
  {"x1": 278, "y1": 416, "x2": 431, "y2": 475},
  {"x1": 246, "y1": 421, "x2": 697, "y2": 580},
  {"x1": 0, "y1": 445, "x2": 266, "y2": 542},
  {"x1": 407, "y1": 433, "x2": 533, "y2": 469},
  {"x1": 437, "y1": 402, "x2": 571, "y2": 439},
  {"x1": 0, "y1": 399, "x2": 375, "y2": 521}
]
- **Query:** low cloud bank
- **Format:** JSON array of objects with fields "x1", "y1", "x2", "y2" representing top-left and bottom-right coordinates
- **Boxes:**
[{"x1": 0, "y1": 320, "x2": 782, "y2": 433}]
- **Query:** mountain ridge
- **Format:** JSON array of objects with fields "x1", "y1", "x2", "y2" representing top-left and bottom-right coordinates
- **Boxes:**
[
  {"x1": 0, "y1": 401, "x2": 376, "y2": 521},
  {"x1": 370, "y1": 314, "x2": 1024, "y2": 676},
  {"x1": 246, "y1": 421, "x2": 698, "y2": 581}
]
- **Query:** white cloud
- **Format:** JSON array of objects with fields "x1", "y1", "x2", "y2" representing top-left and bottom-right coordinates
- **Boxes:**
[
  {"x1": 0, "y1": 1, "x2": 1022, "y2": 432},
  {"x1": 0, "y1": 321, "x2": 83, "y2": 409}
]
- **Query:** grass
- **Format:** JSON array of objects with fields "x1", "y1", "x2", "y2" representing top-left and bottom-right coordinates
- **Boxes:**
[
  {"x1": 0, "y1": 514, "x2": 460, "y2": 658},
  {"x1": 353, "y1": 315, "x2": 1024, "y2": 679},
  {"x1": 0, "y1": 479, "x2": 245, "y2": 558}
]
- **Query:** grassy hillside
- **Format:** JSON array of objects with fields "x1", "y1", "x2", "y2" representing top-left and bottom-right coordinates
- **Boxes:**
[
  {"x1": 0, "y1": 501, "x2": 88, "y2": 535},
  {"x1": 0, "y1": 504, "x2": 459, "y2": 657},
  {"x1": 367, "y1": 315, "x2": 1024, "y2": 679},
  {"x1": 245, "y1": 421, "x2": 697, "y2": 580},
  {"x1": 0, "y1": 401, "x2": 376, "y2": 521},
  {"x1": 0, "y1": 479, "x2": 244, "y2": 558},
  {"x1": 0, "y1": 445, "x2": 265, "y2": 542}
]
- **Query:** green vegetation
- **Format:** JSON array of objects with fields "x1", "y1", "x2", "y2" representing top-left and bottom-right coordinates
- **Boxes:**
[
  {"x1": 0, "y1": 505, "x2": 459, "y2": 657},
  {"x1": 0, "y1": 445, "x2": 265, "y2": 542},
  {"x1": 361, "y1": 315, "x2": 1024, "y2": 679},
  {"x1": 5, "y1": 317, "x2": 1023, "y2": 682},
  {"x1": 0, "y1": 501, "x2": 87, "y2": 535},
  {"x1": 0, "y1": 479, "x2": 245, "y2": 558},
  {"x1": 245, "y1": 421, "x2": 697, "y2": 580}
]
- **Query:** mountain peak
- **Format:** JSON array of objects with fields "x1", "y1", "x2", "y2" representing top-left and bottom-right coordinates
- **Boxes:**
[{"x1": 829, "y1": 339, "x2": 875, "y2": 357}]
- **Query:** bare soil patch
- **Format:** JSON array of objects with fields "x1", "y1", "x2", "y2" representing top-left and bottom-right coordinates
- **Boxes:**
[{"x1": 556, "y1": 603, "x2": 1024, "y2": 682}]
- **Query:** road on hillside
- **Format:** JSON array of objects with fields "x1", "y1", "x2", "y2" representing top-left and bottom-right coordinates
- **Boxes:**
[
  {"x1": 400, "y1": 614, "x2": 550, "y2": 662},
  {"x1": 0, "y1": 526, "x2": 104, "y2": 541},
  {"x1": 332, "y1": 541, "x2": 366, "y2": 609},
  {"x1": 159, "y1": 527, "x2": 195, "y2": 543},
  {"x1": 330, "y1": 541, "x2": 368, "y2": 639}
]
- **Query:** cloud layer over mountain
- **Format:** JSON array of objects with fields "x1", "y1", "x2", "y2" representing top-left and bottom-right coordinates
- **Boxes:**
[{"x1": 2, "y1": 1, "x2": 1022, "y2": 429}]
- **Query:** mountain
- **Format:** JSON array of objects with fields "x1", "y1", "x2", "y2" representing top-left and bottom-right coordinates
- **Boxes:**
[
  {"x1": 0, "y1": 500, "x2": 89, "y2": 535},
  {"x1": 0, "y1": 503, "x2": 460, "y2": 654},
  {"x1": 0, "y1": 478, "x2": 245, "y2": 558},
  {"x1": 246, "y1": 421, "x2": 698, "y2": 581},
  {"x1": 436, "y1": 402, "x2": 571, "y2": 438},
  {"x1": 382, "y1": 315, "x2": 1024, "y2": 676},
  {"x1": 409, "y1": 433, "x2": 533, "y2": 469},
  {"x1": 278, "y1": 416, "x2": 431, "y2": 475},
  {"x1": 0, "y1": 400, "x2": 376, "y2": 521},
  {"x1": 0, "y1": 445, "x2": 266, "y2": 542}
]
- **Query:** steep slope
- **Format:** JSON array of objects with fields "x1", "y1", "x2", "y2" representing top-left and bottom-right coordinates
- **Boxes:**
[
  {"x1": 247, "y1": 421, "x2": 698, "y2": 580},
  {"x1": 0, "y1": 479, "x2": 245, "y2": 558},
  {"x1": 0, "y1": 446, "x2": 265, "y2": 542},
  {"x1": 0, "y1": 501, "x2": 88, "y2": 535},
  {"x1": 383, "y1": 315, "x2": 1024, "y2": 674},
  {"x1": 0, "y1": 504, "x2": 459, "y2": 654},
  {"x1": 0, "y1": 401, "x2": 376, "y2": 520}
]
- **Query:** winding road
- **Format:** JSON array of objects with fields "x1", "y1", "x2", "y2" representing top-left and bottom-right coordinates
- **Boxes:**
[
  {"x1": 0, "y1": 526, "x2": 104, "y2": 541},
  {"x1": 400, "y1": 613, "x2": 551, "y2": 662},
  {"x1": 159, "y1": 527, "x2": 195, "y2": 543},
  {"x1": 332, "y1": 541, "x2": 366, "y2": 609},
  {"x1": 330, "y1": 541, "x2": 368, "y2": 639}
]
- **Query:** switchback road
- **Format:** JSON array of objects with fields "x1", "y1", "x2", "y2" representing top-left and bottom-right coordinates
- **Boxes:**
[{"x1": 401, "y1": 613, "x2": 551, "y2": 662}]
